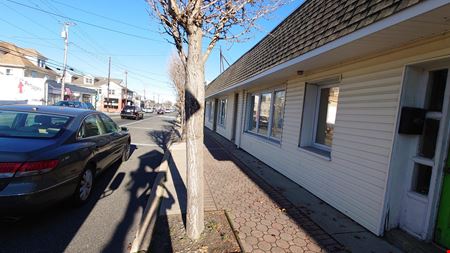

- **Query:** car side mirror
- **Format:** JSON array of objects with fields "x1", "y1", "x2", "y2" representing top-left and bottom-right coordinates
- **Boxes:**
[{"x1": 121, "y1": 127, "x2": 128, "y2": 132}]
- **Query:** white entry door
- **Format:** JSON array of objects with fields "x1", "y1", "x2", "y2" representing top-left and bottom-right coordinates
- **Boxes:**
[{"x1": 400, "y1": 66, "x2": 450, "y2": 239}]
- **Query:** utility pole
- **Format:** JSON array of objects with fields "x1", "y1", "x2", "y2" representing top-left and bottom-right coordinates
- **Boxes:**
[
  {"x1": 124, "y1": 70, "x2": 128, "y2": 106},
  {"x1": 219, "y1": 46, "x2": 230, "y2": 73},
  {"x1": 107, "y1": 56, "x2": 111, "y2": 112},
  {"x1": 60, "y1": 22, "x2": 75, "y2": 101}
]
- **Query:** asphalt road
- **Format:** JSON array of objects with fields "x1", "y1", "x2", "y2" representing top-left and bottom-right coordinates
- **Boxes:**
[{"x1": 0, "y1": 112, "x2": 177, "y2": 253}]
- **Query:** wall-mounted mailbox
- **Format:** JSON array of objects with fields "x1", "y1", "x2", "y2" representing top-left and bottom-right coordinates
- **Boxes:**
[{"x1": 398, "y1": 107, "x2": 426, "y2": 134}]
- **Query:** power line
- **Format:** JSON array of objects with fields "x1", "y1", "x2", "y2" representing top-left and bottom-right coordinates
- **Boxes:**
[
  {"x1": 47, "y1": 0, "x2": 158, "y2": 34},
  {"x1": 5, "y1": 0, "x2": 166, "y2": 43}
]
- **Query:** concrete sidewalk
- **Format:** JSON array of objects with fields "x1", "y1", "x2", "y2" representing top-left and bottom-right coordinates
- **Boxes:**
[{"x1": 159, "y1": 130, "x2": 403, "y2": 252}]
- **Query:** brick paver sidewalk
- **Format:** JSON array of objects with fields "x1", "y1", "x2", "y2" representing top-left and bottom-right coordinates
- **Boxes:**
[{"x1": 203, "y1": 137, "x2": 345, "y2": 253}]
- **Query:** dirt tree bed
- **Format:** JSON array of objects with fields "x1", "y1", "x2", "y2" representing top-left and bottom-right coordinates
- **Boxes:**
[{"x1": 149, "y1": 211, "x2": 241, "y2": 253}]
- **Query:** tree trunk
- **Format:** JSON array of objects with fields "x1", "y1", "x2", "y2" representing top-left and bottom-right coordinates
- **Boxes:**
[{"x1": 185, "y1": 27, "x2": 205, "y2": 240}]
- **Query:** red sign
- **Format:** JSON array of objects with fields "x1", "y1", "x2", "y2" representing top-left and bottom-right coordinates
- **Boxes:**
[{"x1": 18, "y1": 81, "x2": 23, "y2": 94}]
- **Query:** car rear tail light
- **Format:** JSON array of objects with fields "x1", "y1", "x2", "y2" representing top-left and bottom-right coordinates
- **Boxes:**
[
  {"x1": 0, "y1": 163, "x2": 22, "y2": 178},
  {"x1": 0, "y1": 160, "x2": 59, "y2": 178}
]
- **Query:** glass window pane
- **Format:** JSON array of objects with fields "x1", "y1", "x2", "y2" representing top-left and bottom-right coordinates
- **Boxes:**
[
  {"x1": 426, "y1": 69, "x2": 448, "y2": 112},
  {"x1": 419, "y1": 118, "x2": 439, "y2": 159},
  {"x1": 315, "y1": 87, "x2": 339, "y2": 147},
  {"x1": 249, "y1": 95, "x2": 259, "y2": 132},
  {"x1": 258, "y1": 93, "x2": 272, "y2": 136},
  {"x1": 271, "y1": 90, "x2": 285, "y2": 139},
  {"x1": 219, "y1": 99, "x2": 226, "y2": 125},
  {"x1": 210, "y1": 102, "x2": 215, "y2": 122},
  {"x1": 83, "y1": 115, "x2": 105, "y2": 138},
  {"x1": 412, "y1": 163, "x2": 432, "y2": 195},
  {"x1": 100, "y1": 114, "x2": 118, "y2": 133}
]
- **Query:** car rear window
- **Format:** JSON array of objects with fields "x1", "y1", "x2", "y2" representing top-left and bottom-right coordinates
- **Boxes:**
[
  {"x1": 55, "y1": 101, "x2": 81, "y2": 108},
  {"x1": 124, "y1": 106, "x2": 135, "y2": 110},
  {"x1": 0, "y1": 110, "x2": 72, "y2": 138}
]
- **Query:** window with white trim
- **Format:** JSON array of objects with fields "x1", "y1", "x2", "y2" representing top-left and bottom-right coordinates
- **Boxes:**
[
  {"x1": 85, "y1": 77, "x2": 93, "y2": 84},
  {"x1": 300, "y1": 81, "x2": 340, "y2": 155},
  {"x1": 246, "y1": 88, "x2": 286, "y2": 140},
  {"x1": 218, "y1": 98, "x2": 227, "y2": 126},
  {"x1": 5, "y1": 68, "x2": 12, "y2": 75}
]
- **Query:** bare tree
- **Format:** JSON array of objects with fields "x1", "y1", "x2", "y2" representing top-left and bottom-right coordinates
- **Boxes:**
[
  {"x1": 168, "y1": 53, "x2": 186, "y2": 138},
  {"x1": 147, "y1": 0, "x2": 285, "y2": 239}
]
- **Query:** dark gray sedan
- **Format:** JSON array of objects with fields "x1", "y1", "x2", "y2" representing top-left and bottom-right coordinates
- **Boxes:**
[{"x1": 0, "y1": 105, "x2": 130, "y2": 214}]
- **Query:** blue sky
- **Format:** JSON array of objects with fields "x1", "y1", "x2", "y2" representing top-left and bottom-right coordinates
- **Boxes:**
[{"x1": 0, "y1": 0, "x2": 303, "y2": 102}]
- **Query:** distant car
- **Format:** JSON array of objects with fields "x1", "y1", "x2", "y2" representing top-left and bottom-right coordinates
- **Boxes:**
[
  {"x1": 54, "y1": 101, "x2": 95, "y2": 110},
  {"x1": 143, "y1": 108, "x2": 153, "y2": 113},
  {"x1": 121, "y1": 105, "x2": 144, "y2": 120},
  {"x1": 0, "y1": 105, "x2": 131, "y2": 214},
  {"x1": 157, "y1": 108, "x2": 164, "y2": 115},
  {"x1": 165, "y1": 108, "x2": 171, "y2": 113}
]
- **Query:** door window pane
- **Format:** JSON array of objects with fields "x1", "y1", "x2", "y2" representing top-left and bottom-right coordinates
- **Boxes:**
[
  {"x1": 271, "y1": 91, "x2": 285, "y2": 139},
  {"x1": 249, "y1": 94, "x2": 259, "y2": 132},
  {"x1": 99, "y1": 114, "x2": 118, "y2": 133},
  {"x1": 258, "y1": 93, "x2": 271, "y2": 135},
  {"x1": 315, "y1": 87, "x2": 339, "y2": 147},
  {"x1": 419, "y1": 119, "x2": 439, "y2": 159},
  {"x1": 426, "y1": 69, "x2": 448, "y2": 112},
  {"x1": 412, "y1": 163, "x2": 432, "y2": 195},
  {"x1": 82, "y1": 115, "x2": 105, "y2": 138}
]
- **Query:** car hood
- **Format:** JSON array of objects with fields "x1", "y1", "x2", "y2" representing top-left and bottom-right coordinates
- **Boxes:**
[{"x1": 0, "y1": 138, "x2": 58, "y2": 162}]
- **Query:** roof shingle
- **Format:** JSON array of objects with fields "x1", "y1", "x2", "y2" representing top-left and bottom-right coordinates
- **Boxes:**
[{"x1": 206, "y1": 0, "x2": 423, "y2": 96}]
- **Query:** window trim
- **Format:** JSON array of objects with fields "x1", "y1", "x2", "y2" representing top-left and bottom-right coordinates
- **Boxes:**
[{"x1": 245, "y1": 86, "x2": 286, "y2": 141}]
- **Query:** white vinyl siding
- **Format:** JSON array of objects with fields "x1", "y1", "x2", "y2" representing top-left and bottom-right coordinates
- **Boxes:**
[{"x1": 239, "y1": 67, "x2": 403, "y2": 234}]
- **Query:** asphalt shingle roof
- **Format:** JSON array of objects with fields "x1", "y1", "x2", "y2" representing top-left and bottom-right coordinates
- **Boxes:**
[
  {"x1": 0, "y1": 41, "x2": 57, "y2": 76},
  {"x1": 206, "y1": 0, "x2": 423, "y2": 97}
]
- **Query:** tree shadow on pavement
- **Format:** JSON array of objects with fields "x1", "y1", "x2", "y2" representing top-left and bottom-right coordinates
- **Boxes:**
[{"x1": 102, "y1": 149, "x2": 163, "y2": 253}]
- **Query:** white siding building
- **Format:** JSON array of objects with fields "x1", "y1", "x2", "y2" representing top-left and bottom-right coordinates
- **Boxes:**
[{"x1": 205, "y1": 0, "x2": 450, "y2": 249}]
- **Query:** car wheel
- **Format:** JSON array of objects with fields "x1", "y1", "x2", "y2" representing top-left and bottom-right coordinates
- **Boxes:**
[
  {"x1": 73, "y1": 166, "x2": 94, "y2": 205},
  {"x1": 122, "y1": 141, "x2": 130, "y2": 162}
]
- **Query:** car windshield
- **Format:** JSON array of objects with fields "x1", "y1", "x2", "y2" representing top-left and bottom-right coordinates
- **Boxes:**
[
  {"x1": 0, "y1": 110, "x2": 72, "y2": 138},
  {"x1": 124, "y1": 106, "x2": 135, "y2": 110}
]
